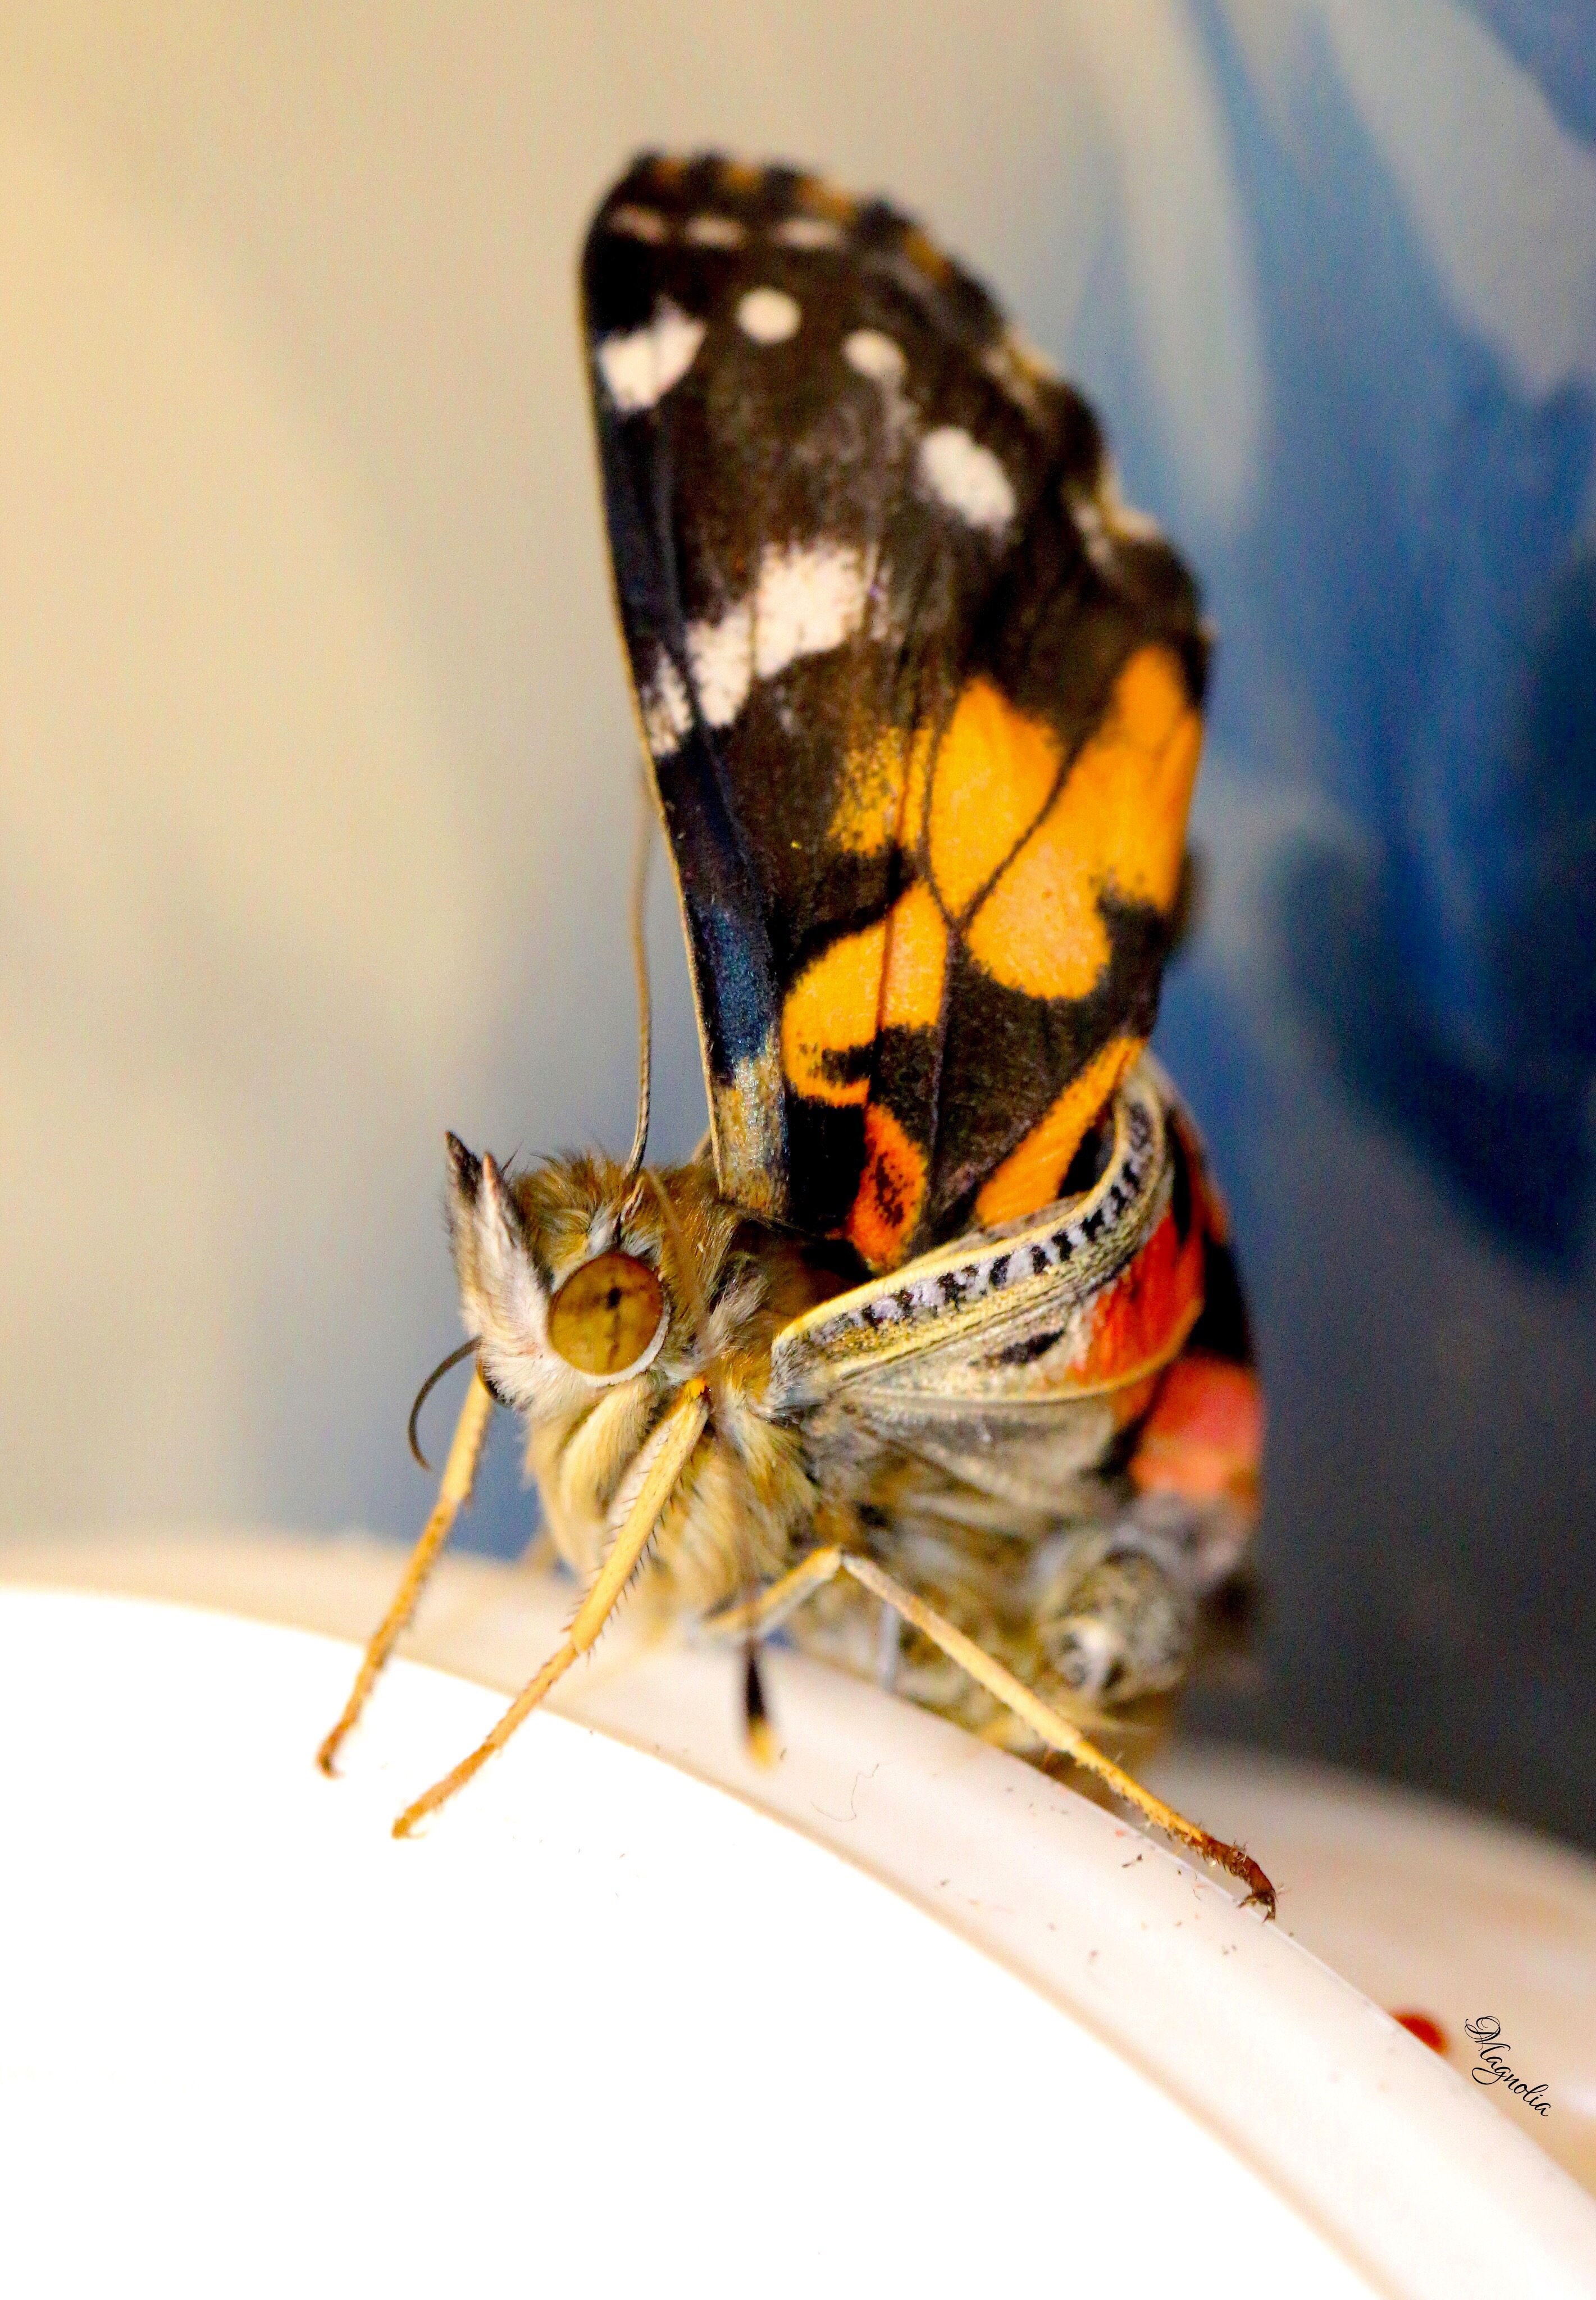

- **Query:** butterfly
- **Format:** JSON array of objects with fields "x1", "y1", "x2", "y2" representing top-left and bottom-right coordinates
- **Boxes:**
[{"x1": 320, "y1": 153, "x2": 1272, "y2": 1913}]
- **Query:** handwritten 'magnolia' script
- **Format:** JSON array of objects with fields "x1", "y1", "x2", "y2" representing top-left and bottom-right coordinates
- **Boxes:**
[{"x1": 1465, "y1": 2015, "x2": 1550, "y2": 2116}]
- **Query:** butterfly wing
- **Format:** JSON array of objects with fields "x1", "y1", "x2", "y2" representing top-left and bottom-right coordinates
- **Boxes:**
[{"x1": 582, "y1": 153, "x2": 1207, "y2": 1266}]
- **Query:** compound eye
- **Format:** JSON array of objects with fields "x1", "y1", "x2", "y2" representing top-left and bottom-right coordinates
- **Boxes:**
[{"x1": 546, "y1": 1251, "x2": 666, "y2": 1379}]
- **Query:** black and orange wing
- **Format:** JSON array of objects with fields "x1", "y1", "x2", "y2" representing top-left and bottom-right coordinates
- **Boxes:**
[{"x1": 582, "y1": 153, "x2": 1208, "y2": 1268}]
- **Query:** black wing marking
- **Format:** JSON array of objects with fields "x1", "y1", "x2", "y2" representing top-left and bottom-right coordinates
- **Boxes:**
[{"x1": 582, "y1": 153, "x2": 1206, "y2": 1259}]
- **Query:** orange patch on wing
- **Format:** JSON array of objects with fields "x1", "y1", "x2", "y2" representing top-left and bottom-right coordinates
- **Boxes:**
[
  {"x1": 1077, "y1": 645, "x2": 1202, "y2": 913},
  {"x1": 974, "y1": 1034, "x2": 1141, "y2": 1229},
  {"x1": 797, "y1": 175, "x2": 857, "y2": 223},
  {"x1": 781, "y1": 881, "x2": 946, "y2": 1120},
  {"x1": 966, "y1": 814, "x2": 1111, "y2": 998},
  {"x1": 1131, "y1": 1354, "x2": 1263, "y2": 1505},
  {"x1": 925, "y1": 678, "x2": 1061, "y2": 919},
  {"x1": 846, "y1": 1102, "x2": 928, "y2": 1268},
  {"x1": 781, "y1": 918, "x2": 886, "y2": 1106},
  {"x1": 1006, "y1": 327, "x2": 1054, "y2": 387},
  {"x1": 879, "y1": 880, "x2": 948, "y2": 1033},
  {"x1": 828, "y1": 724, "x2": 931, "y2": 857},
  {"x1": 902, "y1": 226, "x2": 952, "y2": 283},
  {"x1": 965, "y1": 645, "x2": 1199, "y2": 1000}
]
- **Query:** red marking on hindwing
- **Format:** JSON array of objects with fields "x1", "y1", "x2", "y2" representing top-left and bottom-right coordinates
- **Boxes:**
[
  {"x1": 1069, "y1": 1203, "x2": 1205, "y2": 1394},
  {"x1": 1132, "y1": 1353, "x2": 1264, "y2": 1505}
]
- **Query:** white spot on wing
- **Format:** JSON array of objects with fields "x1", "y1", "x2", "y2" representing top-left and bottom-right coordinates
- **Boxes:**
[
  {"x1": 607, "y1": 204, "x2": 668, "y2": 243},
  {"x1": 752, "y1": 541, "x2": 868, "y2": 677},
  {"x1": 678, "y1": 544, "x2": 872, "y2": 731},
  {"x1": 737, "y1": 286, "x2": 801, "y2": 343},
  {"x1": 918, "y1": 426, "x2": 1015, "y2": 533},
  {"x1": 685, "y1": 213, "x2": 746, "y2": 247},
  {"x1": 597, "y1": 300, "x2": 706, "y2": 414},
  {"x1": 774, "y1": 216, "x2": 845, "y2": 250},
  {"x1": 843, "y1": 329, "x2": 906, "y2": 384},
  {"x1": 686, "y1": 603, "x2": 754, "y2": 728},
  {"x1": 640, "y1": 652, "x2": 691, "y2": 756}
]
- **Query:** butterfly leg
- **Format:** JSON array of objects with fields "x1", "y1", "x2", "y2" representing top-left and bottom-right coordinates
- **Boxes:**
[
  {"x1": 317, "y1": 1370, "x2": 496, "y2": 1775},
  {"x1": 837, "y1": 1554, "x2": 1275, "y2": 1916},
  {"x1": 702, "y1": 1545, "x2": 847, "y2": 1642},
  {"x1": 390, "y1": 1380, "x2": 710, "y2": 1838},
  {"x1": 705, "y1": 1548, "x2": 849, "y2": 1767},
  {"x1": 706, "y1": 1542, "x2": 1271, "y2": 1911}
]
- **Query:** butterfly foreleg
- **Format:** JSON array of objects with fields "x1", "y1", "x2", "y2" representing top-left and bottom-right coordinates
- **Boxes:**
[
  {"x1": 701, "y1": 1544, "x2": 847, "y2": 1643},
  {"x1": 835, "y1": 1554, "x2": 1274, "y2": 1915},
  {"x1": 389, "y1": 1379, "x2": 711, "y2": 1838},
  {"x1": 318, "y1": 1369, "x2": 496, "y2": 1776},
  {"x1": 703, "y1": 1531, "x2": 1273, "y2": 1914}
]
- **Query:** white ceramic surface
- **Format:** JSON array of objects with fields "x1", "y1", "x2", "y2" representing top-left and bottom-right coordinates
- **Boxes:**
[
  {"x1": 2, "y1": 1589, "x2": 1370, "y2": 2300},
  {"x1": 4, "y1": 1534, "x2": 1596, "y2": 2297},
  {"x1": 1144, "y1": 1747, "x2": 1596, "y2": 2197}
]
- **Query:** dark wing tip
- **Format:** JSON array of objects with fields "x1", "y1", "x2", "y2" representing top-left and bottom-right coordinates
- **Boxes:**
[{"x1": 583, "y1": 150, "x2": 1023, "y2": 374}]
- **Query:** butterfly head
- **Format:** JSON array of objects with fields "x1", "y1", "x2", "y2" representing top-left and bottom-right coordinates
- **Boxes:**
[{"x1": 444, "y1": 1134, "x2": 745, "y2": 1417}]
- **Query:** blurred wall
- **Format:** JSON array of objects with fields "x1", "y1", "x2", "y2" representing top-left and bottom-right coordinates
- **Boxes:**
[{"x1": 2, "y1": 4, "x2": 1592, "y2": 1837}]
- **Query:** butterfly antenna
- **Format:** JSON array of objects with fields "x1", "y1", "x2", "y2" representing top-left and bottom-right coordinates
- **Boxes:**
[
  {"x1": 622, "y1": 782, "x2": 654, "y2": 1186},
  {"x1": 407, "y1": 1338, "x2": 482, "y2": 1471}
]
